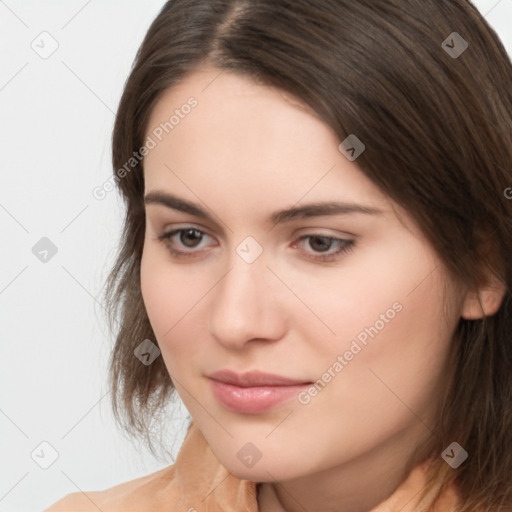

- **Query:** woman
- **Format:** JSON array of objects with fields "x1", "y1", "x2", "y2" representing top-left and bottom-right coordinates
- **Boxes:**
[{"x1": 45, "y1": 0, "x2": 512, "y2": 511}]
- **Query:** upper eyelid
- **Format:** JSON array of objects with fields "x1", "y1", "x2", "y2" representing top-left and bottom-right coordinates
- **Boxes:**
[
  {"x1": 158, "y1": 221, "x2": 355, "y2": 238},
  {"x1": 162, "y1": 225, "x2": 217, "y2": 241}
]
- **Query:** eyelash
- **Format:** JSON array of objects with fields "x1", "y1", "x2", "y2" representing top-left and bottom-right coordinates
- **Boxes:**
[{"x1": 156, "y1": 228, "x2": 355, "y2": 262}]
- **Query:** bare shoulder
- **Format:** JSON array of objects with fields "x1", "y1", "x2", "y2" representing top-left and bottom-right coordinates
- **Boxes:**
[{"x1": 43, "y1": 464, "x2": 177, "y2": 512}]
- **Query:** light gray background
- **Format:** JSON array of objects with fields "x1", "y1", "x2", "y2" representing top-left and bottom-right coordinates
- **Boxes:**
[{"x1": 0, "y1": 1, "x2": 511, "y2": 511}]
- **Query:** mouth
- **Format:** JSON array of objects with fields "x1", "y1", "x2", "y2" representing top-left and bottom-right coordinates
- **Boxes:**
[{"x1": 207, "y1": 370, "x2": 313, "y2": 414}]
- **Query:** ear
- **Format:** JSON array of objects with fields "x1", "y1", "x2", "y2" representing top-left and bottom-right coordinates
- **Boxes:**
[{"x1": 461, "y1": 272, "x2": 507, "y2": 320}]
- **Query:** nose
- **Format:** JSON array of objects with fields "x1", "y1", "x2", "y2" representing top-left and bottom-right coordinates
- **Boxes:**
[{"x1": 208, "y1": 253, "x2": 288, "y2": 350}]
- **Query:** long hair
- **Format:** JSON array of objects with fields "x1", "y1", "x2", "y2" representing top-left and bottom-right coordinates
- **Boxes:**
[{"x1": 103, "y1": 1, "x2": 512, "y2": 510}]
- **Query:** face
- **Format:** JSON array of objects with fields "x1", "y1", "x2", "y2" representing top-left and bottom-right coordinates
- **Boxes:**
[{"x1": 140, "y1": 67, "x2": 465, "y2": 482}]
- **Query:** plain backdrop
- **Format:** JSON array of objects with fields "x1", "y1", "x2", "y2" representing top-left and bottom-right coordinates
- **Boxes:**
[{"x1": 0, "y1": 1, "x2": 511, "y2": 511}]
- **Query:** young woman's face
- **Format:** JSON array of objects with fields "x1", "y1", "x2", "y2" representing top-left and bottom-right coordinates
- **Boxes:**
[{"x1": 140, "y1": 67, "x2": 465, "y2": 482}]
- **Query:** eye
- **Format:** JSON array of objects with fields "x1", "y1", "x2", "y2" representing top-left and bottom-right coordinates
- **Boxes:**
[
  {"x1": 294, "y1": 234, "x2": 355, "y2": 262},
  {"x1": 156, "y1": 227, "x2": 355, "y2": 262},
  {"x1": 157, "y1": 227, "x2": 214, "y2": 258}
]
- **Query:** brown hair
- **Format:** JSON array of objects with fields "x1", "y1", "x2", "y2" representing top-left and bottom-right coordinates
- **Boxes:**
[{"x1": 103, "y1": 1, "x2": 512, "y2": 510}]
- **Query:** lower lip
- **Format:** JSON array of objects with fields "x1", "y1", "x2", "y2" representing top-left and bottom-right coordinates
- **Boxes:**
[{"x1": 209, "y1": 379, "x2": 311, "y2": 414}]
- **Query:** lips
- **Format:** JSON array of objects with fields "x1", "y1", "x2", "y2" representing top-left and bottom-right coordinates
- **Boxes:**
[
  {"x1": 207, "y1": 370, "x2": 313, "y2": 414},
  {"x1": 207, "y1": 370, "x2": 311, "y2": 387}
]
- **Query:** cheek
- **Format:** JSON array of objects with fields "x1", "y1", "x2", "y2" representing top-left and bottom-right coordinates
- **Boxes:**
[
  {"x1": 296, "y1": 241, "x2": 458, "y2": 417},
  {"x1": 140, "y1": 252, "x2": 174, "y2": 333},
  {"x1": 140, "y1": 243, "x2": 214, "y2": 367},
  {"x1": 284, "y1": 236, "x2": 445, "y2": 351},
  {"x1": 366, "y1": 268, "x2": 458, "y2": 401}
]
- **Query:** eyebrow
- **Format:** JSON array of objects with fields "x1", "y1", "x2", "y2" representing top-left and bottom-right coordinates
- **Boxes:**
[{"x1": 143, "y1": 190, "x2": 383, "y2": 225}]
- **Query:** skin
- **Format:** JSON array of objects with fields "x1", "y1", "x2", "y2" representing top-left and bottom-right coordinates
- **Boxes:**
[{"x1": 139, "y1": 66, "x2": 503, "y2": 512}]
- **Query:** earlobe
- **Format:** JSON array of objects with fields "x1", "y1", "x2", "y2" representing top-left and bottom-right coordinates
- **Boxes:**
[{"x1": 461, "y1": 276, "x2": 507, "y2": 320}]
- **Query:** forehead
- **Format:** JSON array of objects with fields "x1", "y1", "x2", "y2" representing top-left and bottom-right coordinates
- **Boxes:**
[
  {"x1": 141, "y1": 67, "x2": 411, "y2": 233},
  {"x1": 148, "y1": 66, "x2": 319, "y2": 122},
  {"x1": 144, "y1": 69, "x2": 328, "y2": 169}
]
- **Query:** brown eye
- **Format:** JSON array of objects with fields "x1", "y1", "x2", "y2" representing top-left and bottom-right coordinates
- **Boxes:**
[
  {"x1": 179, "y1": 229, "x2": 203, "y2": 248},
  {"x1": 307, "y1": 235, "x2": 334, "y2": 253},
  {"x1": 156, "y1": 227, "x2": 215, "y2": 259},
  {"x1": 295, "y1": 235, "x2": 355, "y2": 262}
]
